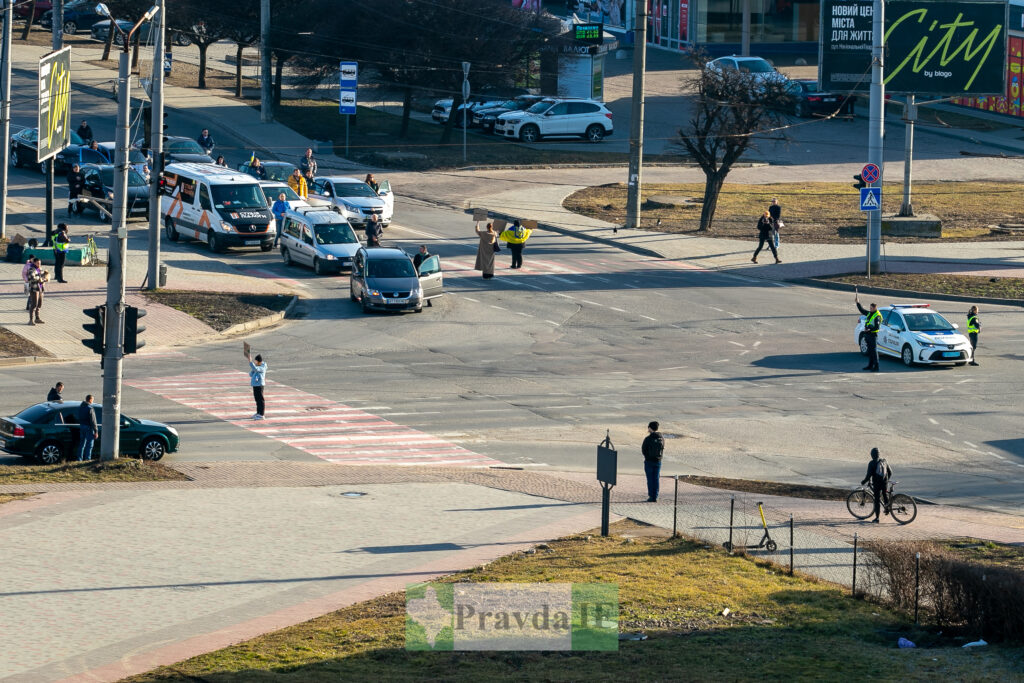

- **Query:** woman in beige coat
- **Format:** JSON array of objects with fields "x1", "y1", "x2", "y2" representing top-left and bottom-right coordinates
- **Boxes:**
[{"x1": 474, "y1": 222, "x2": 497, "y2": 279}]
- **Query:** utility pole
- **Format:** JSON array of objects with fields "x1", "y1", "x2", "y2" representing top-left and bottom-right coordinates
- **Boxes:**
[
  {"x1": 147, "y1": 0, "x2": 164, "y2": 290},
  {"x1": 0, "y1": 0, "x2": 12, "y2": 241},
  {"x1": 624, "y1": 0, "x2": 647, "y2": 230},
  {"x1": 44, "y1": 0, "x2": 63, "y2": 246},
  {"x1": 866, "y1": 0, "x2": 884, "y2": 275},
  {"x1": 96, "y1": 3, "x2": 159, "y2": 461},
  {"x1": 898, "y1": 94, "x2": 915, "y2": 217},
  {"x1": 741, "y1": 0, "x2": 751, "y2": 56},
  {"x1": 260, "y1": 0, "x2": 271, "y2": 122},
  {"x1": 462, "y1": 62, "x2": 470, "y2": 164}
]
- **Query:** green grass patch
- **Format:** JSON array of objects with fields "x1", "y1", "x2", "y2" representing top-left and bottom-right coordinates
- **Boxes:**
[
  {"x1": 142, "y1": 290, "x2": 292, "y2": 332},
  {"x1": 817, "y1": 273, "x2": 1024, "y2": 300},
  {"x1": 564, "y1": 181, "x2": 1024, "y2": 241},
  {"x1": 127, "y1": 520, "x2": 1024, "y2": 682},
  {"x1": 941, "y1": 539, "x2": 1024, "y2": 572},
  {"x1": 0, "y1": 459, "x2": 187, "y2": 484},
  {"x1": 268, "y1": 100, "x2": 663, "y2": 170}
]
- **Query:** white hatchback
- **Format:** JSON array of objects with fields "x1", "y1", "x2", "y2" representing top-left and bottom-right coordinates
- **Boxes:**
[
  {"x1": 308, "y1": 176, "x2": 394, "y2": 228},
  {"x1": 854, "y1": 304, "x2": 972, "y2": 366}
]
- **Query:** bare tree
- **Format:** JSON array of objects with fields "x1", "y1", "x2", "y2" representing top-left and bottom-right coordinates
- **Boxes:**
[
  {"x1": 19, "y1": 0, "x2": 37, "y2": 40},
  {"x1": 679, "y1": 53, "x2": 791, "y2": 232}
]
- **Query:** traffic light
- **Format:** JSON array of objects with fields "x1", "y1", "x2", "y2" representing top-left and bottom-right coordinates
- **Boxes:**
[
  {"x1": 853, "y1": 174, "x2": 866, "y2": 189},
  {"x1": 142, "y1": 106, "x2": 169, "y2": 143},
  {"x1": 125, "y1": 306, "x2": 147, "y2": 354},
  {"x1": 82, "y1": 306, "x2": 106, "y2": 356}
]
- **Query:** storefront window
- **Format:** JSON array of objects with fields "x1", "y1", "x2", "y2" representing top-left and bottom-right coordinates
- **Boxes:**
[{"x1": 689, "y1": 0, "x2": 820, "y2": 45}]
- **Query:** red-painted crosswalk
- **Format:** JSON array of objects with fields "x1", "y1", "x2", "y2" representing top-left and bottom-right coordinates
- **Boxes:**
[
  {"x1": 125, "y1": 372, "x2": 500, "y2": 467},
  {"x1": 440, "y1": 256, "x2": 706, "y2": 280}
]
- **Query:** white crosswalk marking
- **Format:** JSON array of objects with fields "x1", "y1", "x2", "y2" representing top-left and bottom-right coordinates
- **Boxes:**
[{"x1": 125, "y1": 372, "x2": 500, "y2": 467}]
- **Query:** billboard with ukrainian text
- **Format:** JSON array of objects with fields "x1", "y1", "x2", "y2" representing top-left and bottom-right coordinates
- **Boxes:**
[{"x1": 37, "y1": 47, "x2": 72, "y2": 163}]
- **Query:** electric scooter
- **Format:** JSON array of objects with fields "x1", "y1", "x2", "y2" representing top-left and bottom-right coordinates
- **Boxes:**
[{"x1": 722, "y1": 502, "x2": 777, "y2": 552}]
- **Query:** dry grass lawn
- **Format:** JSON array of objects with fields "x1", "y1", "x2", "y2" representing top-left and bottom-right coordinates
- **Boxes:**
[
  {"x1": 819, "y1": 273, "x2": 1024, "y2": 300},
  {"x1": 0, "y1": 459, "x2": 187, "y2": 484}
]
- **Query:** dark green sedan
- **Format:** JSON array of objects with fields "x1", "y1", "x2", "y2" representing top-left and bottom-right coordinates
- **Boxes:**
[{"x1": 0, "y1": 402, "x2": 179, "y2": 464}]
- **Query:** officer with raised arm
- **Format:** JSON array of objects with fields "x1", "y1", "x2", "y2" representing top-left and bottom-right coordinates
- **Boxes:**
[{"x1": 855, "y1": 287, "x2": 881, "y2": 372}]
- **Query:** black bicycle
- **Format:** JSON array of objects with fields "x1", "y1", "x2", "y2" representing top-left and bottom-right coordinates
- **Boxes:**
[{"x1": 846, "y1": 480, "x2": 918, "y2": 525}]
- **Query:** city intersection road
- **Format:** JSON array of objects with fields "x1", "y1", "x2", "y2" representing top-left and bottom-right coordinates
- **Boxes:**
[{"x1": 1, "y1": 198, "x2": 1021, "y2": 514}]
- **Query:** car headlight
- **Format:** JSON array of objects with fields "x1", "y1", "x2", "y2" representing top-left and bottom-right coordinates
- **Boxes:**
[
  {"x1": 367, "y1": 289, "x2": 381, "y2": 297},
  {"x1": 325, "y1": 254, "x2": 336, "y2": 260},
  {"x1": 505, "y1": 118, "x2": 521, "y2": 125},
  {"x1": 220, "y1": 221, "x2": 233, "y2": 231},
  {"x1": 168, "y1": 427, "x2": 179, "y2": 436},
  {"x1": 107, "y1": 191, "x2": 114, "y2": 199}
]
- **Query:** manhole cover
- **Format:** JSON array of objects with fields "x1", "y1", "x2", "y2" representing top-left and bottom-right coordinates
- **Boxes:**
[{"x1": 341, "y1": 491, "x2": 368, "y2": 498}]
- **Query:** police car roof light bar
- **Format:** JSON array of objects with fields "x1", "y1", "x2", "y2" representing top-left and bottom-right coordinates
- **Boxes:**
[{"x1": 891, "y1": 303, "x2": 930, "y2": 308}]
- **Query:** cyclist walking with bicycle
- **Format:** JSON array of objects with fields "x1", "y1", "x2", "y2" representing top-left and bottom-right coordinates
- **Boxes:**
[{"x1": 861, "y1": 447, "x2": 890, "y2": 523}]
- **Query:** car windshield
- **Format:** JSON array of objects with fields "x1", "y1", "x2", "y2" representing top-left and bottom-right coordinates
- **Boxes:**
[
  {"x1": 801, "y1": 81, "x2": 823, "y2": 93},
  {"x1": 903, "y1": 311, "x2": 954, "y2": 332},
  {"x1": 14, "y1": 404, "x2": 54, "y2": 424},
  {"x1": 334, "y1": 183, "x2": 379, "y2": 198},
  {"x1": 315, "y1": 223, "x2": 358, "y2": 245},
  {"x1": 499, "y1": 100, "x2": 518, "y2": 108},
  {"x1": 739, "y1": 59, "x2": 775, "y2": 74},
  {"x1": 166, "y1": 139, "x2": 205, "y2": 155},
  {"x1": 368, "y1": 258, "x2": 416, "y2": 278},
  {"x1": 262, "y1": 185, "x2": 300, "y2": 202},
  {"x1": 127, "y1": 149, "x2": 148, "y2": 164},
  {"x1": 99, "y1": 168, "x2": 146, "y2": 186},
  {"x1": 526, "y1": 101, "x2": 553, "y2": 114},
  {"x1": 211, "y1": 184, "x2": 267, "y2": 209},
  {"x1": 70, "y1": 130, "x2": 84, "y2": 145},
  {"x1": 264, "y1": 165, "x2": 295, "y2": 182}
]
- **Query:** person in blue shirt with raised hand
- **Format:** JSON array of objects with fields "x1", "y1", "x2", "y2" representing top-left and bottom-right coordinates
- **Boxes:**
[
  {"x1": 245, "y1": 345, "x2": 267, "y2": 420},
  {"x1": 271, "y1": 192, "x2": 290, "y2": 247}
]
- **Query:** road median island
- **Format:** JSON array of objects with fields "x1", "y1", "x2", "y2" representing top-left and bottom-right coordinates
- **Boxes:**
[
  {"x1": 141, "y1": 290, "x2": 296, "y2": 333},
  {"x1": 564, "y1": 181, "x2": 1024, "y2": 242},
  {"x1": 810, "y1": 273, "x2": 1024, "y2": 304},
  {"x1": 125, "y1": 519, "x2": 1023, "y2": 682},
  {"x1": 0, "y1": 459, "x2": 188, "y2": 484},
  {"x1": 676, "y1": 475, "x2": 849, "y2": 501}
]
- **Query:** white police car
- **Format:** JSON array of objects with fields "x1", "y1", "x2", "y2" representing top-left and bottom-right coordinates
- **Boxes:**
[{"x1": 855, "y1": 304, "x2": 972, "y2": 367}]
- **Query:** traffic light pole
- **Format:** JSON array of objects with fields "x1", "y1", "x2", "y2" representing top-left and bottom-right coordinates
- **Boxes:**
[
  {"x1": 100, "y1": 48, "x2": 131, "y2": 462},
  {"x1": 0, "y1": 0, "x2": 12, "y2": 241},
  {"x1": 624, "y1": 0, "x2": 647, "y2": 230},
  {"x1": 146, "y1": 0, "x2": 164, "y2": 290},
  {"x1": 866, "y1": 0, "x2": 884, "y2": 275}
]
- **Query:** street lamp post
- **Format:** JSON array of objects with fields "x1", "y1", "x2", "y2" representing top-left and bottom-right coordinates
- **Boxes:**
[{"x1": 94, "y1": 3, "x2": 159, "y2": 461}]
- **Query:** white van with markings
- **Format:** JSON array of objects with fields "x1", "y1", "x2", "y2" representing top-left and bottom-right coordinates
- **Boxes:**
[{"x1": 161, "y1": 162, "x2": 275, "y2": 253}]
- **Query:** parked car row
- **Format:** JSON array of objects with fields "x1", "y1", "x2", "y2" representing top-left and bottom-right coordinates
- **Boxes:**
[
  {"x1": 706, "y1": 55, "x2": 856, "y2": 118},
  {"x1": 432, "y1": 93, "x2": 615, "y2": 143},
  {"x1": 34, "y1": 0, "x2": 189, "y2": 43}
]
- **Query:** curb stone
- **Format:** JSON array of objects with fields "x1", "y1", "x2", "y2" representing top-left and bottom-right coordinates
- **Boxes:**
[
  {"x1": 795, "y1": 278, "x2": 1024, "y2": 308},
  {"x1": 219, "y1": 295, "x2": 300, "y2": 336},
  {"x1": 0, "y1": 355, "x2": 58, "y2": 367}
]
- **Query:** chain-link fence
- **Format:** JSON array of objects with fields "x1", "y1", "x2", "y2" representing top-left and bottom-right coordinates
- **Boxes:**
[{"x1": 611, "y1": 477, "x2": 944, "y2": 600}]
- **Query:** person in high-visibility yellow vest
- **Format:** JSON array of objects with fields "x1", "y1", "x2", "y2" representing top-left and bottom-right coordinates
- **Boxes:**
[
  {"x1": 499, "y1": 219, "x2": 532, "y2": 270},
  {"x1": 967, "y1": 305, "x2": 981, "y2": 366},
  {"x1": 52, "y1": 223, "x2": 70, "y2": 284},
  {"x1": 855, "y1": 287, "x2": 881, "y2": 372}
]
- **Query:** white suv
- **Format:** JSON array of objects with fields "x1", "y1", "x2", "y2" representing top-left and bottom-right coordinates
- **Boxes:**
[{"x1": 495, "y1": 98, "x2": 613, "y2": 143}]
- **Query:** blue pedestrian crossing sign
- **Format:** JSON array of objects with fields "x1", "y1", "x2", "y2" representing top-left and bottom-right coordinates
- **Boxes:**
[{"x1": 860, "y1": 187, "x2": 881, "y2": 211}]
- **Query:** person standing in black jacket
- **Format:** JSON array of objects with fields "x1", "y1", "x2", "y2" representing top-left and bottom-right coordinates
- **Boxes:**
[
  {"x1": 76, "y1": 119, "x2": 94, "y2": 143},
  {"x1": 860, "y1": 447, "x2": 890, "y2": 523},
  {"x1": 47, "y1": 382, "x2": 64, "y2": 402},
  {"x1": 77, "y1": 395, "x2": 99, "y2": 462},
  {"x1": 67, "y1": 164, "x2": 85, "y2": 215},
  {"x1": 641, "y1": 421, "x2": 665, "y2": 503},
  {"x1": 751, "y1": 211, "x2": 781, "y2": 264}
]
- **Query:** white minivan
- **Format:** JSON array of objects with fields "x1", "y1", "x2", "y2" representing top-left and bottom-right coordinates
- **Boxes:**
[{"x1": 161, "y1": 162, "x2": 275, "y2": 253}]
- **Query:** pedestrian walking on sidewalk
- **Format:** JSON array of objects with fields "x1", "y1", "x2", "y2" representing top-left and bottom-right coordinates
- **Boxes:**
[
  {"x1": 768, "y1": 197, "x2": 783, "y2": 251},
  {"x1": 67, "y1": 164, "x2": 85, "y2": 215},
  {"x1": 642, "y1": 421, "x2": 665, "y2": 502},
  {"x1": 272, "y1": 193, "x2": 290, "y2": 247},
  {"x1": 299, "y1": 148, "x2": 318, "y2": 177},
  {"x1": 499, "y1": 220, "x2": 532, "y2": 269},
  {"x1": 53, "y1": 224, "x2": 70, "y2": 283},
  {"x1": 245, "y1": 345, "x2": 267, "y2": 420},
  {"x1": 474, "y1": 222, "x2": 497, "y2": 279},
  {"x1": 77, "y1": 395, "x2": 99, "y2": 462},
  {"x1": 47, "y1": 382, "x2": 64, "y2": 402},
  {"x1": 27, "y1": 258, "x2": 48, "y2": 325},
  {"x1": 855, "y1": 287, "x2": 881, "y2": 372},
  {"x1": 967, "y1": 305, "x2": 981, "y2": 366},
  {"x1": 751, "y1": 211, "x2": 780, "y2": 264},
  {"x1": 22, "y1": 257, "x2": 37, "y2": 310}
]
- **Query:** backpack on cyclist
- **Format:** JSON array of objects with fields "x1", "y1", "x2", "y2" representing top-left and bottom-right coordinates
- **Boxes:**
[{"x1": 874, "y1": 458, "x2": 891, "y2": 480}]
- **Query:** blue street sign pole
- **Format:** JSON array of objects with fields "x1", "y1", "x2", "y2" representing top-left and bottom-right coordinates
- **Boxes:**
[{"x1": 339, "y1": 61, "x2": 358, "y2": 157}]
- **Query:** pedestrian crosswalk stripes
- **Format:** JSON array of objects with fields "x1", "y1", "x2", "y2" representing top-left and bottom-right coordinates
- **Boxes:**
[
  {"x1": 125, "y1": 372, "x2": 500, "y2": 467},
  {"x1": 440, "y1": 256, "x2": 706, "y2": 280}
]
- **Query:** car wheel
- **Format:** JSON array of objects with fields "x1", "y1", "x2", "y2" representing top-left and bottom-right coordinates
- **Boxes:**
[
  {"x1": 165, "y1": 216, "x2": 179, "y2": 241},
  {"x1": 362, "y1": 296, "x2": 372, "y2": 314},
  {"x1": 10, "y1": 146, "x2": 21, "y2": 168},
  {"x1": 314, "y1": 257, "x2": 327, "y2": 275},
  {"x1": 901, "y1": 344, "x2": 915, "y2": 367},
  {"x1": 140, "y1": 437, "x2": 166, "y2": 461},
  {"x1": 955, "y1": 361, "x2": 967, "y2": 367},
  {"x1": 795, "y1": 101, "x2": 809, "y2": 118},
  {"x1": 858, "y1": 334, "x2": 869, "y2": 356},
  {"x1": 519, "y1": 124, "x2": 540, "y2": 144},
  {"x1": 37, "y1": 441, "x2": 65, "y2": 465},
  {"x1": 63, "y1": 21, "x2": 78, "y2": 34},
  {"x1": 173, "y1": 32, "x2": 192, "y2": 46},
  {"x1": 282, "y1": 247, "x2": 292, "y2": 266},
  {"x1": 208, "y1": 232, "x2": 223, "y2": 253},
  {"x1": 585, "y1": 124, "x2": 605, "y2": 142},
  {"x1": 350, "y1": 286, "x2": 358, "y2": 302}
]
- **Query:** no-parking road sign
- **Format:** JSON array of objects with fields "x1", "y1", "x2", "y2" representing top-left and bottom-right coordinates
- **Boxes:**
[{"x1": 860, "y1": 163, "x2": 880, "y2": 185}]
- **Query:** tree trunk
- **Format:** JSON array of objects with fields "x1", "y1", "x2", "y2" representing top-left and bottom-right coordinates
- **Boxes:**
[
  {"x1": 440, "y1": 94, "x2": 462, "y2": 146},
  {"x1": 235, "y1": 43, "x2": 244, "y2": 98},
  {"x1": 197, "y1": 43, "x2": 209, "y2": 89},
  {"x1": 399, "y1": 86, "x2": 412, "y2": 139},
  {"x1": 102, "y1": 22, "x2": 115, "y2": 60},
  {"x1": 698, "y1": 172, "x2": 726, "y2": 232},
  {"x1": 273, "y1": 55, "x2": 285, "y2": 106},
  {"x1": 20, "y1": 0, "x2": 36, "y2": 40}
]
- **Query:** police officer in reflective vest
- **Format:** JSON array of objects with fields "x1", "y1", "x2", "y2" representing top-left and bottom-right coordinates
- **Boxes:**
[
  {"x1": 52, "y1": 224, "x2": 70, "y2": 284},
  {"x1": 855, "y1": 287, "x2": 880, "y2": 372},
  {"x1": 967, "y1": 305, "x2": 981, "y2": 366}
]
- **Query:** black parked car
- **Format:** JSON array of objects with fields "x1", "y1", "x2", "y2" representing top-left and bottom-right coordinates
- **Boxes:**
[
  {"x1": 80, "y1": 163, "x2": 151, "y2": 221},
  {"x1": 39, "y1": 0, "x2": 106, "y2": 34},
  {"x1": 785, "y1": 79, "x2": 856, "y2": 118},
  {"x1": 472, "y1": 96, "x2": 544, "y2": 133},
  {"x1": 10, "y1": 128, "x2": 88, "y2": 173},
  {"x1": 161, "y1": 136, "x2": 214, "y2": 163}
]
